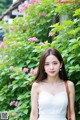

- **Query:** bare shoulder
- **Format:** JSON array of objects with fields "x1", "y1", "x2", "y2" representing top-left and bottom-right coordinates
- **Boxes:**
[
  {"x1": 32, "y1": 82, "x2": 39, "y2": 88},
  {"x1": 67, "y1": 80, "x2": 74, "y2": 87},
  {"x1": 31, "y1": 82, "x2": 40, "y2": 93},
  {"x1": 67, "y1": 80, "x2": 75, "y2": 91}
]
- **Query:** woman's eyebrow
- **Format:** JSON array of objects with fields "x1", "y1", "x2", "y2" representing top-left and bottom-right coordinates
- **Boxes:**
[{"x1": 45, "y1": 61, "x2": 57, "y2": 63}]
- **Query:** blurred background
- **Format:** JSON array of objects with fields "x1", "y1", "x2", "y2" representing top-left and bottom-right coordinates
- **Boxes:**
[{"x1": 0, "y1": 0, "x2": 13, "y2": 16}]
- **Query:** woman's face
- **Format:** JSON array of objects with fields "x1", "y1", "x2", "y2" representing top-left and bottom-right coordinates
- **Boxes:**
[{"x1": 44, "y1": 54, "x2": 62, "y2": 77}]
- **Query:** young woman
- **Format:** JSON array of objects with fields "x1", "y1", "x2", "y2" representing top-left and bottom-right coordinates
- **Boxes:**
[{"x1": 30, "y1": 48, "x2": 76, "y2": 120}]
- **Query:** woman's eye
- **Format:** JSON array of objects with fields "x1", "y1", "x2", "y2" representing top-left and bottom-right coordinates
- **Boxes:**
[
  {"x1": 45, "y1": 63, "x2": 49, "y2": 65},
  {"x1": 54, "y1": 63, "x2": 57, "y2": 64}
]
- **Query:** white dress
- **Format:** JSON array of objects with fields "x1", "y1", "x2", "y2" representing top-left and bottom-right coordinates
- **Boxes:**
[{"x1": 38, "y1": 91, "x2": 68, "y2": 120}]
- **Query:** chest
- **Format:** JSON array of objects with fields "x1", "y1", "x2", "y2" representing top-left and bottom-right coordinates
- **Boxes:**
[
  {"x1": 38, "y1": 91, "x2": 68, "y2": 112},
  {"x1": 39, "y1": 82, "x2": 66, "y2": 96}
]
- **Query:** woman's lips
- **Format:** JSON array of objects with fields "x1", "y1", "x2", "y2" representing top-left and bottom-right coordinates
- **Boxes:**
[{"x1": 49, "y1": 71, "x2": 55, "y2": 73}]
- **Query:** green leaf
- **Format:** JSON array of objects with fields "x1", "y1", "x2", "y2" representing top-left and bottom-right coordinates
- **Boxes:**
[
  {"x1": 73, "y1": 8, "x2": 80, "y2": 16},
  {"x1": 23, "y1": 109, "x2": 28, "y2": 114},
  {"x1": 12, "y1": 84, "x2": 18, "y2": 90},
  {"x1": 76, "y1": 81, "x2": 80, "y2": 86}
]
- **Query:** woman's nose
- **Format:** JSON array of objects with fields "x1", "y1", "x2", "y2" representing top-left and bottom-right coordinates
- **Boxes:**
[{"x1": 50, "y1": 64, "x2": 54, "y2": 69}]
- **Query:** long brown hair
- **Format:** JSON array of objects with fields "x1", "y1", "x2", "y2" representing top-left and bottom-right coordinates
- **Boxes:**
[{"x1": 34, "y1": 48, "x2": 68, "y2": 82}]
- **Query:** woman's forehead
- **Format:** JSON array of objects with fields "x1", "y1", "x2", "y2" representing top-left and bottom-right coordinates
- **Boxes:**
[{"x1": 45, "y1": 54, "x2": 59, "y2": 62}]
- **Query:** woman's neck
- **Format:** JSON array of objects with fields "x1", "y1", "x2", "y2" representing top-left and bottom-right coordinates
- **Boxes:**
[{"x1": 46, "y1": 76, "x2": 61, "y2": 84}]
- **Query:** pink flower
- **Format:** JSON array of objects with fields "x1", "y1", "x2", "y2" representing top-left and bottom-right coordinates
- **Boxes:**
[
  {"x1": 15, "y1": 101, "x2": 18, "y2": 106},
  {"x1": 29, "y1": 68, "x2": 38, "y2": 76},
  {"x1": 19, "y1": 3, "x2": 30, "y2": 13},
  {"x1": 57, "y1": 0, "x2": 62, "y2": 2},
  {"x1": 39, "y1": 13, "x2": 46, "y2": 17},
  {"x1": 10, "y1": 101, "x2": 15, "y2": 106},
  {"x1": 9, "y1": 66, "x2": 14, "y2": 70},
  {"x1": 10, "y1": 101, "x2": 18, "y2": 107},
  {"x1": 12, "y1": 112, "x2": 17, "y2": 116},
  {"x1": 30, "y1": 0, "x2": 40, "y2": 3},
  {"x1": 23, "y1": 68, "x2": 28, "y2": 73},
  {"x1": 9, "y1": 26, "x2": 14, "y2": 31},
  {"x1": 19, "y1": 7, "x2": 23, "y2": 13},
  {"x1": 30, "y1": 68, "x2": 34, "y2": 74},
  {"x1": 49, "y1": 32, "x2": 54, "y2": 37},
  {"x1": 39, "y1": 42, "x2": 44, "y2": 46},
  {"x1": 3, "y1": 37, "x2": 6, "y2": 41},
  {"x1": 36, "y1": 0, "x2": 40, "y2": 2},
  {"x1": 33, "y1": 68, "x2": 38, "y2": 75},
  {"x1": 28, "y1": 37, "x2": 38, "y2": 42}
]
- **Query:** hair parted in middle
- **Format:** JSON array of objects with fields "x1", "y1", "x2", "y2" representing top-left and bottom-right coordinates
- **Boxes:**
[{"x1": 34, "y1": 48, "x2": 68, "y2": 82}]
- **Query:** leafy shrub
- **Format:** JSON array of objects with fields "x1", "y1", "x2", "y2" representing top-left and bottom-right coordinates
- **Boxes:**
[{"x1": 0, "y1": 0, "x2": 80, "y2": 120}]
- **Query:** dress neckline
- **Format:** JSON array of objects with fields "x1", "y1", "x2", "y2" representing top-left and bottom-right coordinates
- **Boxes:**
[{"x1": 39, "y1": 91, "x2": 66, "y2": 97}]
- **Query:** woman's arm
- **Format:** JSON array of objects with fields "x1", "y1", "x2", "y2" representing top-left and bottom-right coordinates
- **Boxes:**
[
  {"x1": 30, "y1": 82, "x2": 39, "y2": 120},
  {"x1": 68, "y1": 81, "x2": 76, "y2": 120}
]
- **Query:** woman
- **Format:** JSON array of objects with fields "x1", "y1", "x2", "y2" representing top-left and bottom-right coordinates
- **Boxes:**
[{"x1": 30, "y1": 48, "x2": 76, "y2": 120}]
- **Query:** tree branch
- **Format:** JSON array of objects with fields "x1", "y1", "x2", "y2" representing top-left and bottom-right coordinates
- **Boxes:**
[{"x1": 0, "y1": 0, "x2": 25, "y2": 21}]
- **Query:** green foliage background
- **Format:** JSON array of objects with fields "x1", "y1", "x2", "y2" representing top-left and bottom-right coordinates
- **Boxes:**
[
  {"x1": 0, "y1": 0, "x2": 13, "y2": 15},
  {"x1": 0, "y1": 0, "x2": 80, "y2": 120}
]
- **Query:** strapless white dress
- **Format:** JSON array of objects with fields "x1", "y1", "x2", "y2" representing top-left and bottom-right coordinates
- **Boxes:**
[{"x1": 38, "y1": 91, "x2": 68, "y2": 120}]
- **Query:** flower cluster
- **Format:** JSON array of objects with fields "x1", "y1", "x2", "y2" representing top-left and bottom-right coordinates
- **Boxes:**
[
  {"x1": 29, "y1": 68, "x2": 38, "y2": 76},
  {"x1": 39, "y1": 13, "x2": 46, "y2": 18},
  {"x1": 28, "y1": 37, "x2": 38, "y2": 42},
  {"x1": 12, "y1": 112, "x2": 17, "y2": 116},
  {"x1": 19, "y1": 3, "x2": 30, "y2": 13},
  {"x1": 30, "y1": 0, "x2": 40, "y2": 3},
  {"x1": 10, "y1": 101, "x2": 18, "y2": 107},
  {"x1": 9, "y1": 66, "x2": 14, "y2": 70},
  {"x1": 23, "y1": 68, "x2": 28, "y2": 73},
  {"x1": 48, "y1": 32, "x2": 54, "y2": 37},
  {"x1": 9, "y1": 26, "x2": 14, "y2": 31},
  {"x1": 3, "y1": 37, "x2": 6, "y2": 41},
  {"x1": 39, "y1": 42, "x2": 44, "y2": 46}
]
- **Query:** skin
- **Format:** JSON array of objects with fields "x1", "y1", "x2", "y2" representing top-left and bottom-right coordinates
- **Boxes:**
[{"x1": 30, "y1": 54, "x2": 76, "y2": 120}]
